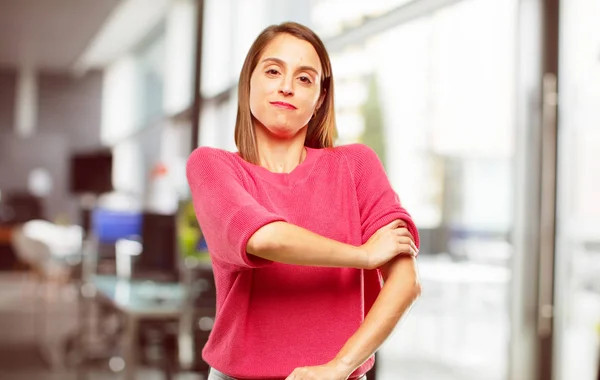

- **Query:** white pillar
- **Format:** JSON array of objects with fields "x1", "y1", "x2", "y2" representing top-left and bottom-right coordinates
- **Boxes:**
[{"x1": 15, "y1": 66, "x2": 38, "y2": 137}]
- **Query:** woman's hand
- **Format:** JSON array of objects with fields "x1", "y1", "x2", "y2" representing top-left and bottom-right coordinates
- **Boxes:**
[
  {"x1": 360, "y1": 220, "x2": 418, "y2": 270},
  {"x1": 285, "y1": 360, "x2": 352, "y2": 380}
]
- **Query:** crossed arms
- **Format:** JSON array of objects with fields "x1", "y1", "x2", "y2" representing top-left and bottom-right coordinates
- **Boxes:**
[{"x1": 247, "y1": 219, "x2": 421, "y2": 380}]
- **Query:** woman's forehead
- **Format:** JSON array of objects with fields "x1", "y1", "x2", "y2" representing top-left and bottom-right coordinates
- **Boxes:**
[{"x1": 259, "y1": 34, "x2": 322, "y2": 73}]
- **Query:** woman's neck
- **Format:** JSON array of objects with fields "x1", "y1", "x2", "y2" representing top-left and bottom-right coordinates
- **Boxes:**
[{"x1": 255, "y1": 126, "x2": 307, "y2": 173}]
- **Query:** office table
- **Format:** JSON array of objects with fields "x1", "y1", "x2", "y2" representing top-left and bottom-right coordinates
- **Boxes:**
[{"x1": 83, "y1": 275, "x2": 186, "y2": 380}]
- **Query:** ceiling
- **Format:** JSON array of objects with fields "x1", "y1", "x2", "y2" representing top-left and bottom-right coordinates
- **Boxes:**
[{"x1": 0, "y1": 0, "x2": 121, "y2": 71}]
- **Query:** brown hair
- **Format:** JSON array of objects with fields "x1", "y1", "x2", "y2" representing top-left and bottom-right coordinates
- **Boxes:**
[{"x1": 234, "y1": 22, "x2": 336, "y2": 164}]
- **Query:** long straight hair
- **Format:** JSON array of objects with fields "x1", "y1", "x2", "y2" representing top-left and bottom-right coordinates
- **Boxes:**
[{"x1": 234, "y1": 22, "x2": 337, "y2": 164}]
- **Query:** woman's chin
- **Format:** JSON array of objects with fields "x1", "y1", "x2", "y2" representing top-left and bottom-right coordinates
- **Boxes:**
[{"x1": 265, "y1": 125, "x2": 305, "y2": 140}]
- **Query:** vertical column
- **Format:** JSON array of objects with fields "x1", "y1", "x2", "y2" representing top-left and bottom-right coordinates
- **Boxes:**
[{"x1": 14, "y1": 66, "x2": 38, "y2": 138}]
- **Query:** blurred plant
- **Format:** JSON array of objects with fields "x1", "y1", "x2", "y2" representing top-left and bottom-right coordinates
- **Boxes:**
[
  {"x1": 361, "y1": 74, "x2": 387, "y2": 168},
  {"x1": 177, "y1": 200, "x2": 210, "y2": 262}
]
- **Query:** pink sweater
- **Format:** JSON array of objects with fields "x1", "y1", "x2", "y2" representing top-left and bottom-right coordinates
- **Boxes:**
[{"x1": 186, "y1": 143, "x2": 419, "y2": 379}]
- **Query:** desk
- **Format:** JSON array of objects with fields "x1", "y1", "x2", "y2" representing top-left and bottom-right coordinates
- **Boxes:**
[
  {"x1": 92, "y1": 275, "x2": 186, "y2": 317},
  {"x1": 83, "y1": 276, "x2": 186, "y2": 380}
]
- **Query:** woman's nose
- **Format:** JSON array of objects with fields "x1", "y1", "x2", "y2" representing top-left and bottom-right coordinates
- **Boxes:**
[
  {"x1": 278, "y1": 76, "x2": 294, "y2": 96},
  {"x1": 279, "y1": 87, "x2": 293, "y2": 96}
]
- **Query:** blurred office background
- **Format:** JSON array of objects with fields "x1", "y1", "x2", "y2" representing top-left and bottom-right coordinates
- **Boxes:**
[{"x1": 0, "y1": 0, "x2": 598, "y2": 379}]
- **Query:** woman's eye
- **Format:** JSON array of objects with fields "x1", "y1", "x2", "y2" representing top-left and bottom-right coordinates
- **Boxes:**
[
  {"x1": 266, "y1": 69, "x2": 279, "y2": 75},
  {"x1": 299, "y1": 76, "x2": 312, "y2": 84}
]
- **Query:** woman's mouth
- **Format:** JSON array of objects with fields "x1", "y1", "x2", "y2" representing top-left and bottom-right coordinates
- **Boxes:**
[{"x1": 270, "y1": 101, "x2": 297, "y2": 110}]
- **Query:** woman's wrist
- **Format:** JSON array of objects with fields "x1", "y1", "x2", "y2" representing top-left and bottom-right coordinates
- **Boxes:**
[
  {"x1": 328, "y1": 356, "x2": 356, "y2": 379},
  {"x1": 351, "y1": 245, "x2": 369, "y2": 269}
]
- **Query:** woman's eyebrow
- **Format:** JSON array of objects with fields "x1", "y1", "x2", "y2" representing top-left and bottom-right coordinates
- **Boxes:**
[{"x1": 261, "y1": 57, "x2": 319, "y2": 76}]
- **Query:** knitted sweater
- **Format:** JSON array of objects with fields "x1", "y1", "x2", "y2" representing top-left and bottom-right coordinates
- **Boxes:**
[{"x1": 186, "y1": 143, "x2": 419, "y2": 379}]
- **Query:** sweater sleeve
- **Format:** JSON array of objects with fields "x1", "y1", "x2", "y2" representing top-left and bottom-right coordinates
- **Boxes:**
[
  {"x1": 344, "y1": 144, "x2": 420, "y2": 249},
  {"x1": 186, "y1": 147, "x2": 286, "y2": 269}
]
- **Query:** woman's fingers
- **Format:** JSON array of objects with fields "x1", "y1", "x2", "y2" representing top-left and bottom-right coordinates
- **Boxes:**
[
  {"x1": 394, "y1": 228, "x2": 418, "y2": 255},
  {"x1": 407, "y1": 238, "x2": 418, "y2": 254},
  {"x1": 385, "y1": 220, "x2": 402, "y2": 230},
  {"x1": 395, "y1": 219, "x2": 408, "y2": 228},
  {"x1": 395, "y1": 236, "x2": 419, "y2": 257},
  {"x1": 394, "y1": 227, "x2": 414, "y2": 240},
  {"x1": 410, "y1": 245, "x2": 418, "y2": 257}
]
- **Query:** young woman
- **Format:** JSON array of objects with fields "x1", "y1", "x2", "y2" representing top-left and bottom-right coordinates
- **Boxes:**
[{"x1": 187, "y1": 22, "x2": 421, "y2": 380}]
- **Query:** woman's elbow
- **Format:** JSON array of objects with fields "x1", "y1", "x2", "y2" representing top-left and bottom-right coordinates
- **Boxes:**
[
  {"x1": 411, "y1": 280, "x2": 422, "y2": 301},
  {"x1": 247, "y1": 228, "x2": 268, "y2": 255},
  {"x1": 383, "y1": 257, "x2": 422, "y2": 300},
  {"x1": 399, "y1": 267, "x2": 422, "y2": 302},
  {"x1": 247, "y1": 222, "x2": 280, "y2": 255}
]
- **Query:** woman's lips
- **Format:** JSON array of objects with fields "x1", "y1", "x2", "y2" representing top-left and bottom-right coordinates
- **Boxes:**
[{"x1": 270, "y1": 101, "x2": 297, "y2": 110}]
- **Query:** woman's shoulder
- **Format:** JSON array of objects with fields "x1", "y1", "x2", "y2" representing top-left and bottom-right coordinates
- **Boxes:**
[
  {"x1": 332, "y1": 143, "x2": 380, "y2": 166},
  {"x1": 186, "y1": 146, "x2": 242, "y2": 180},
  {"x1": 187, "y1": 146, "x2": 240, "y2": 166},
  {"x1": 334, "y1": 143, "x2": 377, "y2": 155}
]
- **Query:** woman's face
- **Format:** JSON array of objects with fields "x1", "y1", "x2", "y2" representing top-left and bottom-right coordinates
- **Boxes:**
[{"x1": 249, "y1": 33, "x2": 324, "y2": 139}]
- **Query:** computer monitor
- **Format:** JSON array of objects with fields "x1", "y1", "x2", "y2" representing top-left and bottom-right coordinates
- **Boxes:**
[
  {"x1": 69, "y1": 150, "x2": 113, "y2": 195},
  {"x1": 134, "y1": 212, "x2": 180, "y2": 281}
]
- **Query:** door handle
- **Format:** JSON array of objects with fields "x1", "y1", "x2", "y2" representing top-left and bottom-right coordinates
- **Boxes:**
[{"x1": 537, "y1": 72, "x2": 558, "y2": 338}]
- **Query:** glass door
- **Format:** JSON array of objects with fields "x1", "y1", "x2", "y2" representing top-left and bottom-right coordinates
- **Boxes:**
[
  {"x1": 310, "y1": 0, "x2": 528, "y2": 378},
  {"x1": 367, "y1": 2, "x2": 516, "y2": 379},
  {"x1": 554, "y1": 0, "x2": 600, "y2": 379}
]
